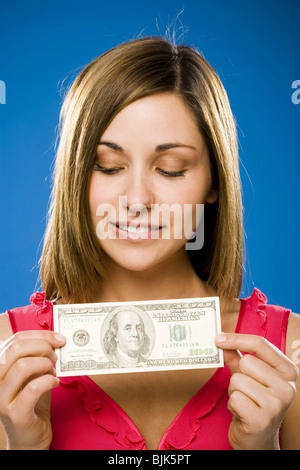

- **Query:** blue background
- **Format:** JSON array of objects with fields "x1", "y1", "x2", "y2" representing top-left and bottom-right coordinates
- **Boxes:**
[{"x1": 0, "y1": 0, "x2": 299, "y2": 313}]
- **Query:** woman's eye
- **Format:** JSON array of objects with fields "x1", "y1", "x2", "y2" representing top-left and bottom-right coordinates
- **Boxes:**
[
  {"x1": 156, "y1": 168, "x2": 187, "y2": 178},
  {"x1": 93, "y1": 164, "x2": 122, "y2": 175},
  {"x1": 93, "y1": 164, "x2": 186, "y2": 178}
]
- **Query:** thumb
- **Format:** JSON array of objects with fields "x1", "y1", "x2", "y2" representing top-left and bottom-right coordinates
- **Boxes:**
[{"x1": 215, "y1": 334, "x2": 242, "y2": 374}]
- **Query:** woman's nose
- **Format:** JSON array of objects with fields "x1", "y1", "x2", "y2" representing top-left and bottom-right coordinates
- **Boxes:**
[{"x1": 122, "y1": 169, "x2": 155, "y2": 215}]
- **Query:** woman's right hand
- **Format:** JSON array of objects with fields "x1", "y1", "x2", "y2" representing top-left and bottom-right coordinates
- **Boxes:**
[{"x1": 0, "y1": 330, "x2": 66, "y2": 450}]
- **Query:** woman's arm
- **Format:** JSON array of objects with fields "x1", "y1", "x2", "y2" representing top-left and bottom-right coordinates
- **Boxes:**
[{"x1": 280, "y1": 312, "x2": 300, "y2": 449}]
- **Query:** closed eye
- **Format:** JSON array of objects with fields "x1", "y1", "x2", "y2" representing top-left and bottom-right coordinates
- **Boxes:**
[
  {"x1": 93, "y1": 164, "x2": 187, "y2": 178},
  {"x1": 156, "y1": 168, "x2": 187, "y2": 178},
  {"x1": 93, "y1": 164, "x2": 123, "y2": 175}
]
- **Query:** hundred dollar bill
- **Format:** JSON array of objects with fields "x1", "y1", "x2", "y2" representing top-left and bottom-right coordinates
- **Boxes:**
[{"x1": 53, "y1": 297, "x2": 223, "y2": 377}]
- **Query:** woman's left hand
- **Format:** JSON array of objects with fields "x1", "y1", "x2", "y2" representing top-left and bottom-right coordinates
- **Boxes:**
[{"x1": 215, "y1": 333, "x2": 299, "y2": 450}]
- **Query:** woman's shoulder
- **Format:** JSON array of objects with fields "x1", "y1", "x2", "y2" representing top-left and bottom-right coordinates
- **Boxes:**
[
  {"x1": 279, "y1": 312, "x2": 300, "y2": 449},
  {"x1": 286, "y1": 312, "x2": 300, "y2": 363},
  {"x1": 0, "y1": 292, "x2": 54, "y2": 341},
  {"x1": 0, "y1": 312, "x2": 13, "y2": 342}
]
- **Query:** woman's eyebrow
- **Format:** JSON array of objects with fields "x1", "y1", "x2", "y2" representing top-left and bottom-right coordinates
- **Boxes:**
[
  {"x1": 155, "y1": 143, "x2": 197, "y2": 152},
  {"x1": 98, "y1": 141, "x2": 123, "y2": 152},
  {"x1": 98, "y1": 141, "x2": 197, "y2": 152}
]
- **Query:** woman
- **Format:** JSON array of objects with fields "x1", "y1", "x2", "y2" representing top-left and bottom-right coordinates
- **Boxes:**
[{"x1": 0, "y1": 36, "x2": 299, "y2": 450}]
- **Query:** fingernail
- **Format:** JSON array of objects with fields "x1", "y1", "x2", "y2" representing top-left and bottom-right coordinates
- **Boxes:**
[
  {"x1": 215, "y1": 334, "x2": 227, "y2": 343},
  {"x1": 54, "y1": 333, "x2": 66, "y2": 343}
]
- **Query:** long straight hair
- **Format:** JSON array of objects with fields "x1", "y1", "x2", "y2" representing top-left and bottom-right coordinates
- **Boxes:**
[{"x1": 40, "y1": 36, "x2": 244, "y2": 303}]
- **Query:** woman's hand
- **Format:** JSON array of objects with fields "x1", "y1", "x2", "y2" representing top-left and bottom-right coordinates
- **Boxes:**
[
  {"x1": 0, "y1": 330, "x2": 66, "y2": 450},
  {"x1": 215, "y1": 333, "x2": 299, "y2": 450}
]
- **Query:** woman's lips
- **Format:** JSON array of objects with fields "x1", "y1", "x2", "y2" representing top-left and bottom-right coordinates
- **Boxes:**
[{"x1": 109, "y1": 222, "x2": 164, "y2": 241}]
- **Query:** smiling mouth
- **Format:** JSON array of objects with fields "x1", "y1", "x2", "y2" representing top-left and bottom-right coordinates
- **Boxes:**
[
  {"x1": 117, "y1": 223, "x2": 162, "y2": 233},
  {"x1": 109, "y1": 222, "x2": 165, "y2": 240}
]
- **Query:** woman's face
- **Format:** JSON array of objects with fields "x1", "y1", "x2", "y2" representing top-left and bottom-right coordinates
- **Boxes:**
[{"x1": 89, "y1": 92, "x2": 217, "y2": 272}]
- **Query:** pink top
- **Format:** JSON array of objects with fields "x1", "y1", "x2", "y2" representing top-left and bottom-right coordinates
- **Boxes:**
[{"x1": 6, "y1": 288, "x2": 290, "y2": 450}]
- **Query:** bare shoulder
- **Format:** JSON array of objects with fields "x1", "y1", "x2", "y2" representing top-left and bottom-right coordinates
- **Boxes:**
[
  {"x1": 286, "y1": 311, "x2": 300, "y2": 360},
  {"x1": 0, "y1": 312, "x2": 13, "y2": 342},
  {"x1": 281, "y1": 312, "x2": 300, "y2": 449}
]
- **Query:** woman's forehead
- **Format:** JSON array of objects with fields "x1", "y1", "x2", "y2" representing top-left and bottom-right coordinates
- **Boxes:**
[{"x1": 99, "y1": 93, "x2": 206, "y2": 152}]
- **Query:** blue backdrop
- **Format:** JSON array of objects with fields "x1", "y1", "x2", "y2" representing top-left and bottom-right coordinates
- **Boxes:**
[{"x1": 0, "y1": 0, "x2": 299, "y2": 313}]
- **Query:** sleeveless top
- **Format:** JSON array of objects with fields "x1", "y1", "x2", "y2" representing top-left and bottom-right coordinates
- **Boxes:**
[{"x1": 6, "y1": 288, "x2": 290, "y2": 450}]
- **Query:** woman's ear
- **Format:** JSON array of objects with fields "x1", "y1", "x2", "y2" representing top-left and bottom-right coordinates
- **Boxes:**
[{"x1": 206, "y1": 187, "x2": 218, "y2": 204}]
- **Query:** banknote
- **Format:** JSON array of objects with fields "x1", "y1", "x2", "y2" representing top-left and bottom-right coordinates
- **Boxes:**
[{"x1": 53, "y1": 297, "x2": 223, "y2": 377}]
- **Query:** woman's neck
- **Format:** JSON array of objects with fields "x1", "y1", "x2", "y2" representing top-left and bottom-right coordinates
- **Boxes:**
[{"x1": 93, "y1": 251, "x2": 215, "y2": 303}]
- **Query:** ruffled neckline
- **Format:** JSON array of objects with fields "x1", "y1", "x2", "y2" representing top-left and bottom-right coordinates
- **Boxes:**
[
  {"x1": 58, "y1": 376, "x2": 146, "y2": 449},
  {"x1": 30, "y1": 291, "x2": 53, "y2": 329},
  {"x1": 58, "y1": 368, "x2": 231, "y2": 450},
  {"x1": 235, "y1": 287, "x2": 268, "y2": 338}
]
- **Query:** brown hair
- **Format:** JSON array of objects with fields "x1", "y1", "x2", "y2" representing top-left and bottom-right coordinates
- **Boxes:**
[{"x1": 40, "y1": 36, "x2": 243, "y2": 303}]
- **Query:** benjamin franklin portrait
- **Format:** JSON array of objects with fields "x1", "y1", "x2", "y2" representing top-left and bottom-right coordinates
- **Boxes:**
[{"x1": 101, "y1": 306, "x2": 154, "y2": 368}]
